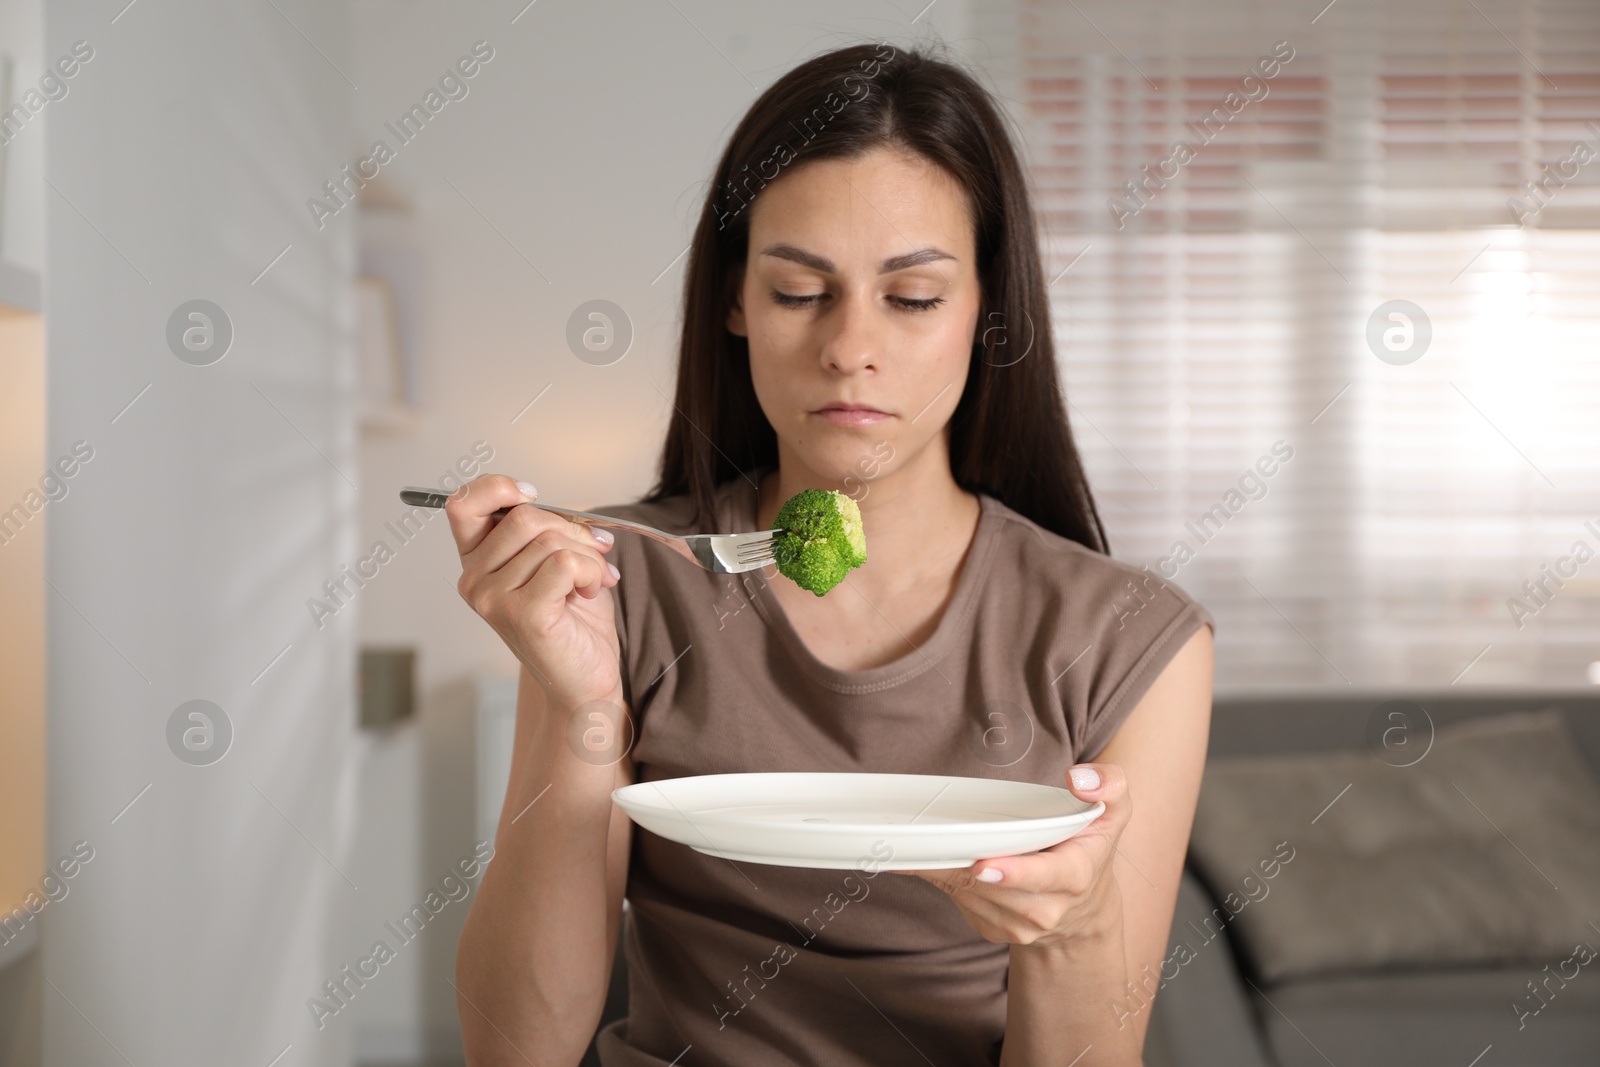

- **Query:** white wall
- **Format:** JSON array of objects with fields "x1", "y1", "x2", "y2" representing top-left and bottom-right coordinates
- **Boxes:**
[
  {"x1": 345, "y1": 0, "x2": 973, "y2": 1057},
  {"x1": 0, "y1": 0, "x2": 44, "y2": 272},
  {"x1": 44, "y1": 2, "x2": 357, "y2": 1065}
]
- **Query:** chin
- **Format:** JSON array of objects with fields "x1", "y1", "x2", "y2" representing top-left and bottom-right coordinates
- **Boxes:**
[{"x1": 792, "y1": 437, "x2": 894, "y2": 483}]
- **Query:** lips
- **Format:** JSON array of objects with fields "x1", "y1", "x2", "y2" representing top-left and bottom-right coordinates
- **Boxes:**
[
  {"x1": 813, "y1": 403, "x2": 892, "y2": 427},
  {"x1": 814, "y1": 403, "x2": 889, "y2": 415}
]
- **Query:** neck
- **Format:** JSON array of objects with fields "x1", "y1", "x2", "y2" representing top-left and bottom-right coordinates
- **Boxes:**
[{"x1": 755, "y1": 436, "x2": 982, "y2": 592}]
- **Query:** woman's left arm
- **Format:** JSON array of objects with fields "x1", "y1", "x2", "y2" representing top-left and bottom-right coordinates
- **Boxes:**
[{"x1": 891, "y1": 623, "x2": 1214, "y2": 1067}]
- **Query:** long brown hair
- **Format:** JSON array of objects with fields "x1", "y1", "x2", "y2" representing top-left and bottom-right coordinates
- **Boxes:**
[{"x1": 643, "y1": 40, "x2": 1110, "y2": 554}]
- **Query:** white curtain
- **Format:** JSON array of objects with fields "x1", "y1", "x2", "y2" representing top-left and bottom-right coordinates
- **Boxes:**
[{"x1": 975, "y1": 0, "x2": 1600, "y2": 692}]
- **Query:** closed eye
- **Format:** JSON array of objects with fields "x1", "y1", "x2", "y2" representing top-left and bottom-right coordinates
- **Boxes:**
[
  {"x1": 769, "y1": 290, "x2": 946, "y2": 312},
  {"x1": 771, "y1": 290, "x2": 824, "y2": 308}
]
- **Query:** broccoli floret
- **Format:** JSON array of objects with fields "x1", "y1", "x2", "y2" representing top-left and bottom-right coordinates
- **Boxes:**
[{"x1": 771, "y1": 488, "x2": 867, "y2": 596}]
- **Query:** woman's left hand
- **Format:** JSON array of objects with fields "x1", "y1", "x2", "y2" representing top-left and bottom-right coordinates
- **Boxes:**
[{"x1": 888, "y1": 762, "x2": 1130, "y2": 947}]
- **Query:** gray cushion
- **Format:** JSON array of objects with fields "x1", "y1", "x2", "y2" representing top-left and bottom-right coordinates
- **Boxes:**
[
  {"x1": 1258, "y1": 962, "x2": 1600, "y2": 1067},
  {"x1": 1188, "y1": 708, "x2": 1600, "y2": 982},
  {"x1": 1143, "y1": 869, "x2": 1275, "y2": 1067}
]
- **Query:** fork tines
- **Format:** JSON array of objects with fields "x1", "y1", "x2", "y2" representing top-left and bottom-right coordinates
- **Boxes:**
[{"x1": 738, "y1": 531, "x2": 781, "y2": 562}]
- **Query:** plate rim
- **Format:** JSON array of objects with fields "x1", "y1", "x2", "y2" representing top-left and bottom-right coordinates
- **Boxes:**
[{"x1": 612, "y1": 771, "x2": 1103, "y2": 835}]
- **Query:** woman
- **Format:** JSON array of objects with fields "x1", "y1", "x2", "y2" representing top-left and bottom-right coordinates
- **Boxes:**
[{"x1": 448, "y1": 41, "x2": 1214, "y2": 1067}]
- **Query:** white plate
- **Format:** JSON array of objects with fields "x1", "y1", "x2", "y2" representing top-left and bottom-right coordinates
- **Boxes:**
[{"x1": 612, "y1": 771, "x2": 1104, "y2": 870}]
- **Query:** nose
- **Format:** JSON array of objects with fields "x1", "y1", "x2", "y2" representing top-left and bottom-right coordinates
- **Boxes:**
[{"x1": 819, "y1": 289, "x2": 880, "y2": 374}]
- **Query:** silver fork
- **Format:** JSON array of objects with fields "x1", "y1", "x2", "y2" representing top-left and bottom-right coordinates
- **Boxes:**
[{"x1": 399, "y1": 486, "x2": 783, "y2": 574}]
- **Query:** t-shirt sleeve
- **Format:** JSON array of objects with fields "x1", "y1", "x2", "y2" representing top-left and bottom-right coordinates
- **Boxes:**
[{"x1": 1074, "y1": 565, "x2": 1215, "y2": 764}]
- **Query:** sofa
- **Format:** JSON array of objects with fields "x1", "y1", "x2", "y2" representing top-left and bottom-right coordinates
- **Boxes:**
[
  {"x1": 1143, "y1": 693, "x2": 1600, "y2": 1067},
  {"x1": 577, "y1": 693, "x2": 1600, "y2": 1066}
]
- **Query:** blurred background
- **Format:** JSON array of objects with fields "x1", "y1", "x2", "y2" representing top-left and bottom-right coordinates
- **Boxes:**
[{"x1": 0, "y1": 0, "x2": 1596, "y2": 1065}]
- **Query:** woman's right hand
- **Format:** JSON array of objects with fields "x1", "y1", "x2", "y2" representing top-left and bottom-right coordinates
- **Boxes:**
[{"x1": 445, "y1": 474, "x2": 622, "y2": 710}]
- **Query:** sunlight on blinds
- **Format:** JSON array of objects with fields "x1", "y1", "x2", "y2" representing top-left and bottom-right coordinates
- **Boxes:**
[{"x1": 976, "y1": 0, "x2": 1600, "y2": 691}]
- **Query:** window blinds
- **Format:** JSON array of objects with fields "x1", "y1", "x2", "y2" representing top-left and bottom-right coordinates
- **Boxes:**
[{"x1": 974, "y1": 0, "x2": 1600, "y2": 692}]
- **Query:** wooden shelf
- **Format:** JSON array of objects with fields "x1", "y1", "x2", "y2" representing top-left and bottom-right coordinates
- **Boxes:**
[
  {"x1": 0, "y1": 261, "x2": 40, "y2": 315},
  {"x1": 358, "y1": 400, "x2": 418, "y2": 433}
]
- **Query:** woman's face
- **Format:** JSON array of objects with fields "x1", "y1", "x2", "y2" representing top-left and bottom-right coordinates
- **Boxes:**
[{"x1": 727, "y1": 146, "x2": 981, "y2": 490}]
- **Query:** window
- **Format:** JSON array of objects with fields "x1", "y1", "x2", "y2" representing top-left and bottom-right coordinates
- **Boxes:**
[{"x1": 975, "y1": 0, "x2": 1600, "y2": 690}]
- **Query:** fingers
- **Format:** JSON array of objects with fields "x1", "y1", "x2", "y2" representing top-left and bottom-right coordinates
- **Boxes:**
[
  {"x1": 495, "y1": 522, "x2": 618, "y2": 602},
  {"x1": 884, "y1": 765, "x2": 1134, "y2": 947},
  {"x1": 520, "y1": 538, "x2": 615, "y2": 606},
  {"x1": 965, "y1": 844, "x2": 1098, "y2": 898},
  {"x1": 891, "y1": 762, "x2": 1129, "y2": 896},
  {"x1": 449, "y1": 476, "x2": 620, "y2": 620},
  {"x1": 1063, "y1": 760, "x2": 1130, "y2": 836},
  {"x1": 471, "y1": 500, "x2": 614, "y2": 576},
  {"x1": 444, "y1": 474, "x2": 535, "y2": 555},
  {"x1": 886, "y1": 866, "x2": 1063, "y2": 947}
]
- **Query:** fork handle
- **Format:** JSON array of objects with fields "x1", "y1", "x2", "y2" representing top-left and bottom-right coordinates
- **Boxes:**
[{"x1": 398, "y1": 486, "x2": 687, "y2": 548}]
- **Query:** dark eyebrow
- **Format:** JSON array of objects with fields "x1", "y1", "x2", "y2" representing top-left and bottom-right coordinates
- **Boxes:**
[{"x1": 759, "y1": 243, "x2": 956, "y2": 274}]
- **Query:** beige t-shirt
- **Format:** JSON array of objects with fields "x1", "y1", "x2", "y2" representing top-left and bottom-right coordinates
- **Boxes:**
[{"x1": 591, "y1": 467, "x2": 1213, "y2": 1066}]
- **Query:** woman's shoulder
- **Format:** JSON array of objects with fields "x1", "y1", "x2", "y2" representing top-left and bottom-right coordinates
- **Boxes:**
[
  {"x1": 978, "y1": 491, "x2": 1214, "y2": 638},
  {"x1": 979, "y1": 493, "x2": 1213, "y2": 751}
]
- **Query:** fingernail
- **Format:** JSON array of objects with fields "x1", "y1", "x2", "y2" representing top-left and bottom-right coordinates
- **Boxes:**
[
  {"x1": 515, "y1": 480, "x2": 537, "y2": 499},
  {"x1": 592, "y1": 526, "x2": 614, "y2": 545},
  {"x1": 976, "y1": 867, "x2": 1004, "y2": 883},
  {"x1": 1070, "y1": 765, "x2": 1101, "y2": 792},
  {"x1": 607, "y1": 562, "x2": 620, "y2": 580}
]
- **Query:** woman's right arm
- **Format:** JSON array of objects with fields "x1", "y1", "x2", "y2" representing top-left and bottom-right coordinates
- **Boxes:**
[{"x1": 443, "y1": 475, "x2": 636, "y2": 1066}]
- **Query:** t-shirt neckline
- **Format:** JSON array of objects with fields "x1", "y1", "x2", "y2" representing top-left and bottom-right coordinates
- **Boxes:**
[{"x1": 723, "y1": 468, "x2": 1003, "y2": 694}]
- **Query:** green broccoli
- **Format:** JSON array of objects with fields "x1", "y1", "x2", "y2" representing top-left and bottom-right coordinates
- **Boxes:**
[{"x1": 772, "y1": 488, "x2": 867, "y2": 596}]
